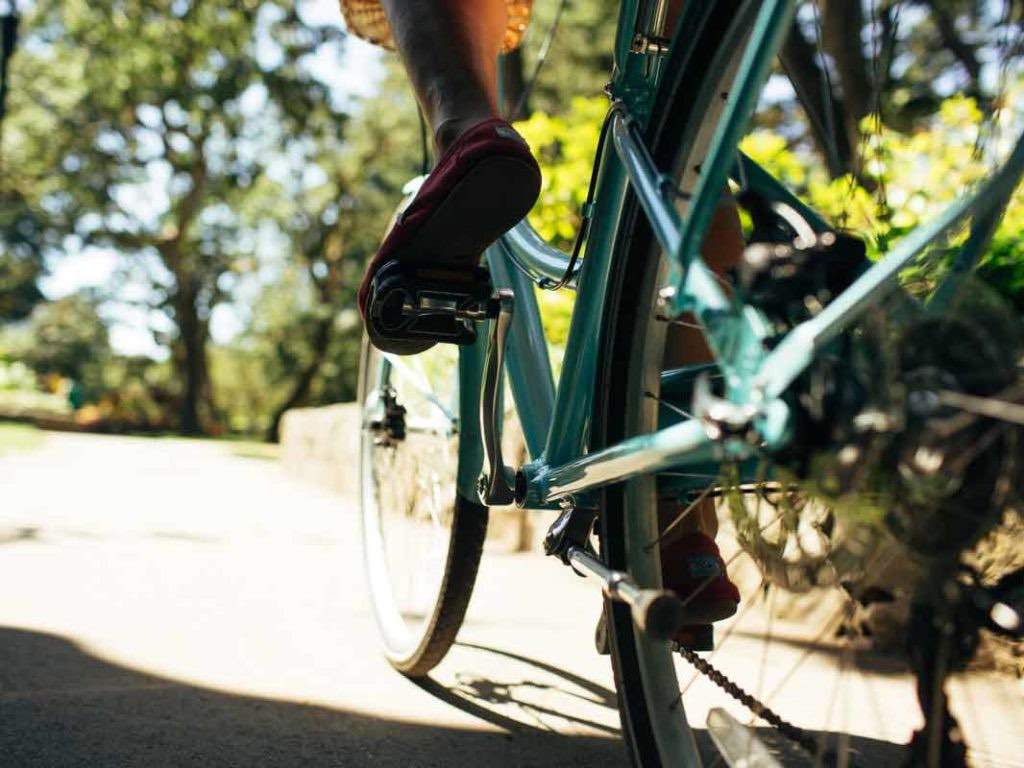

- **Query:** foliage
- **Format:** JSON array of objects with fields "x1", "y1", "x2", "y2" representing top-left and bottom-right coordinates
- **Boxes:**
[
  {"x1": 742, "y1": 90, "x2": 1024, "y2": 304},
  {"x1": 0, "y1": 360, "x2": 36, "y2": 392},
  {"x1": 0, "y1": 292, "x2": 111, "y2": 414},
  {"x1": 513, "y1": 96, "x2": 607, "y2": 348},
  {"x1": 11, "y1": 293, "x2": 110, "y2": 381},
  {"x1": 516, "y1": 96, "x2": 604, "y2": 248},
  {"x1": 515, "y1": 0, "x2": 617, "y2": 116},
  {"x1": 3, "y1": 0, "x2": 1023, "y2": 440},
  {"x1": 0, "y1": 359, "x2": 71, "y2": 419},
  {"x1": 0, "y1": 193, "x2": 45, "y2": 321},
  {"x1": 5, "y1": 0, "x2": 348, "y2": 434},
  {"x1": 225, "y1": 61, "x2": 423, "y2": 438}
]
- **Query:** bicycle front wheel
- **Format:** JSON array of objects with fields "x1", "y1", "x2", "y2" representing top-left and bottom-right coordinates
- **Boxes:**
[{"x1": 358, "y1": 337, "x2": 488, "y2": 677}]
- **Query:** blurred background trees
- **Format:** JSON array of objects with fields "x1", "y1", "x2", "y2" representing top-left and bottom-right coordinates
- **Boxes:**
[{"x1": 0, "y1": 0, "x2": 1021, "y2": 439}]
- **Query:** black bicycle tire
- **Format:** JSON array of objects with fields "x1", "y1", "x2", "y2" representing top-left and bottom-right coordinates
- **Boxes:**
[
  {"x1": 358, "y1": 337, "x2": 489, "y2": 678},
  {"x1": 593, "y1": 4, "x2": 744, "y2": 765}
]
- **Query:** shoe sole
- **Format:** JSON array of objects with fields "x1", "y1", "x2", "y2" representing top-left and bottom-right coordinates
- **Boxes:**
[
  {"x1": 365, "y1": 154, "x2": 541, "y2": 356},
  {"x1": 677, "y1": 598, "x2": 738, "y2": 625}
]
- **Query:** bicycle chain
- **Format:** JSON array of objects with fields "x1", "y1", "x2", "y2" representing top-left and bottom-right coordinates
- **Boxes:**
[{"x1": 677, "y1": 646, "x2": 833, "y2": 763}]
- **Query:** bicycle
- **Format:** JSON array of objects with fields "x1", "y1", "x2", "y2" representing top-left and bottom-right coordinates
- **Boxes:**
[{"x1": 358, "y1": 1, "x2": 1024, "y2": 765}]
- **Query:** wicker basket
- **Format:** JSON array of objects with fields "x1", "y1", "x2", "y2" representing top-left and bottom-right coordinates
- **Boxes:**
[{"x1": 339, "y1": 0, "x2": 533, "y2": 52}]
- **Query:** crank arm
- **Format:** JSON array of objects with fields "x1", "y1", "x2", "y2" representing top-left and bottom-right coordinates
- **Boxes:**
[
  {"x1": 567, "y1": 546, "x2": 685, "y2": 640},
  {"x1": 477, "y1": 289, "x2": 517, "y2": 505}
]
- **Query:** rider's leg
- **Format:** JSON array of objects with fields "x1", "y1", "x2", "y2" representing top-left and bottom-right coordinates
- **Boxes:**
[
  {"x1": 358, "y1": 0, "x2": 541, "y2": 340},
  {"x1": 379, "y1": 0, "x2": 506, "y2": 153},
  {"x1": 658, "y1": 195, "x2": 745, "y2": 622},
  {"x1": 660, "y1": 195, "x2": 745, "y2": 540}
]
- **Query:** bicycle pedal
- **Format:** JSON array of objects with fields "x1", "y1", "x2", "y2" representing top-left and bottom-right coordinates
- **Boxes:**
[
  {"x1": 674, "y1": 624, "x2": 713, "y2": 652},
  {"x1": 367, "y1": 260, "x2": 499, "y2": 347}
]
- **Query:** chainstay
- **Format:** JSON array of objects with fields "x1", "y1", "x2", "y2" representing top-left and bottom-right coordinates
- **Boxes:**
[{"x1": 677, "y1": 646, "x2": 833, "y2": 763}]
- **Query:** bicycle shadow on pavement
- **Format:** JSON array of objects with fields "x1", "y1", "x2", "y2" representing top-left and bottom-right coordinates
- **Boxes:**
[
  {"x1": 419, "y1": 642, "x2": 909, "y2": 767},
  {"x1": 414, "y1": 641, "x2": 619, "y2": 737},
  {"x1": 728, "y1": 628, "x2": 911, "y2": 676},
  {"x1": 0, "y1": 625, "x2": 625, "y2": 768}
]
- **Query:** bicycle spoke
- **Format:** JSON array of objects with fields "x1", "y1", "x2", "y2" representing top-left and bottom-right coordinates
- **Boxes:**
[
  {"x1": 645, "y1": 483, "x2": 715, "y2": 550},
  {"x1": 750, "y1": 584, "x2": 776, "y2": 728},
  {"x1": 644, "y1": 390, "x2": 695, "y2": 420},
  {"x1": 834, "y1": 637, "x2": 855, "y2": 768},
  {"x1": 381, "y1": 351, "x2": 456, "y2": 424},
  {"x1": 658, "y1": 471, "x2": 720, "y2": 479},
  {"x1": 678, "y1": 577, "x2": 769, "y2": 697},
  {"x1": 938, "y1": 389, "x2": 1024, "y2": 427},
  {"x1": 813, "y1": 621, "x2": 849, "y2": 768},
  {"x1": 761, "y1": 605, "x2": 848, "y2": 707},
  {"x1": 675, "y1": 511, "x2": 785, "y2": 612},
  {"x1": 654, "y1": 315, "x2": 704, "y2": 329},
  {"x1": 810, "y1": 0, "x2": 843, "y2": 178}
]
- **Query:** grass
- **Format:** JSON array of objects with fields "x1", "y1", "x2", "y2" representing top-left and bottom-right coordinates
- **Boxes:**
[
  {"x1": 227, "y1": 441, "x2": 280, "y2": 461},
  {"x1": 0, "y1": 422, "x2": 45, "y2": 455}
]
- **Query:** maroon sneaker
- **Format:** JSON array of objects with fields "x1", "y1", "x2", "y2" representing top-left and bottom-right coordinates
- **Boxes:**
[
  {"x1": 358, "y1": 117, "x2": 541, "y2": 353},
  {"x1": 592, "y1": 533, "x2": 737, "y2": 655},
  {"x1": 661, "y1": 532, "x2": 740, "y2": 625}
]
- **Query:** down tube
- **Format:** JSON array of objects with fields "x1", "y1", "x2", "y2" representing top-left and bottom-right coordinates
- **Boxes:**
[{"x1": 543, "y1": 151, "x2": 630, "y2": 465}]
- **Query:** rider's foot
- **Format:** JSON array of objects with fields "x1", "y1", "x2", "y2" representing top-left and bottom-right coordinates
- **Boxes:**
[
  {"x1": 661, "y1": 531, "x2": 739, "y2": 626},
  {"x1": 358, "y1": 117, "x2": 541, "y2": 352},
  {"x1": 594, "y1": 532, "x2": 739, "y2": 654}
]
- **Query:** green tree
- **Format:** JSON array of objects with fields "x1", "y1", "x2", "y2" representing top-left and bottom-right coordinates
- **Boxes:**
[
  {"x1": 5, "y1": 0, "x2": 347, "y2": 434},
  {"x1": 780, "y1": 0, "x2": 1023, "y2": 176},
  {"x1": 0, "y1": 192, "x2": 44, "y2": 321},
  {"x1": 515, "y1": 0, "x2": 617, "y2": 117},
  {"x1": 7, "y1": 291, "x2": 111, "y2": 388},
  {"x1": 218, "y1": 61, "x2": 423, "y2": 439}
]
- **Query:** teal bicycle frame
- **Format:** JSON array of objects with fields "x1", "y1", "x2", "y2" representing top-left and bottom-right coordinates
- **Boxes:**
[{"x1": 454, "y1": 0, "x2": 1024, "y2": 510}]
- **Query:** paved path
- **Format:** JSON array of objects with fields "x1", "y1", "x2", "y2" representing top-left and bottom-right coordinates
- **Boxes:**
[{"x1": 0, "y1": 432, "x2": 1020, "y2": 767}]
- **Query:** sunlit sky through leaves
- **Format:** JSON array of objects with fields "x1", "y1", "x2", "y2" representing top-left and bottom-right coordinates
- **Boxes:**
[{"x1": 39, "y1": 0, "x2": 384, "y2": 359}]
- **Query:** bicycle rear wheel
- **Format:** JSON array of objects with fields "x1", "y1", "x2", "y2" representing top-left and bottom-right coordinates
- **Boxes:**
[
  {"x1": 596, "y1": 3, "x2": 1024, "y2": 767},
  {"x1": 358, "y1": 337, "x2": 488, "y2": 677}
]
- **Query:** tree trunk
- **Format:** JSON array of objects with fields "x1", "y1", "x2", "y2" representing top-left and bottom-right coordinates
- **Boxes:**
[
  {"x1": 172, "y1": 276, "x2": 212, "y2": 436},
  {"x1": 923, "y1": 0, "x2": 982, "y2": 96},
  {"x1": 822, "y1": 0, "x2": 873, "y2": 157},
  {"x1": 779, "y1": 19, "x2": 853, "y2": 177},
  {"x1": 265, "y1": 314, "x2": 333, "y2": 443}
]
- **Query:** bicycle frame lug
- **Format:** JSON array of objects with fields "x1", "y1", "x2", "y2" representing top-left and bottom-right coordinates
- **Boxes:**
[
  {"x1": 692, "y1": 373, "x2": 758, "y2": 443},
  {"x1": 478, "y1": 289, "x2": 517, "y2": 506},
  {"x1": 543, "y1": 501, "x2": 598, "y2": 565},
  {"x1": 630, "y1": 32, "x2": 670, "y2": 56}
]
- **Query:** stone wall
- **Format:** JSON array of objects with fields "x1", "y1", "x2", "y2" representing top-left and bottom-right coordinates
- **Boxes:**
[{"x1": 280, "y1": 403, "x2": 360, "y2": 496}]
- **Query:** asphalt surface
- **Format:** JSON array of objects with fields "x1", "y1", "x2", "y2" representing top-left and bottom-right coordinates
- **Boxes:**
[{"x1": 0, "y1": 432, "x2": 1020, "y2": 767}]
